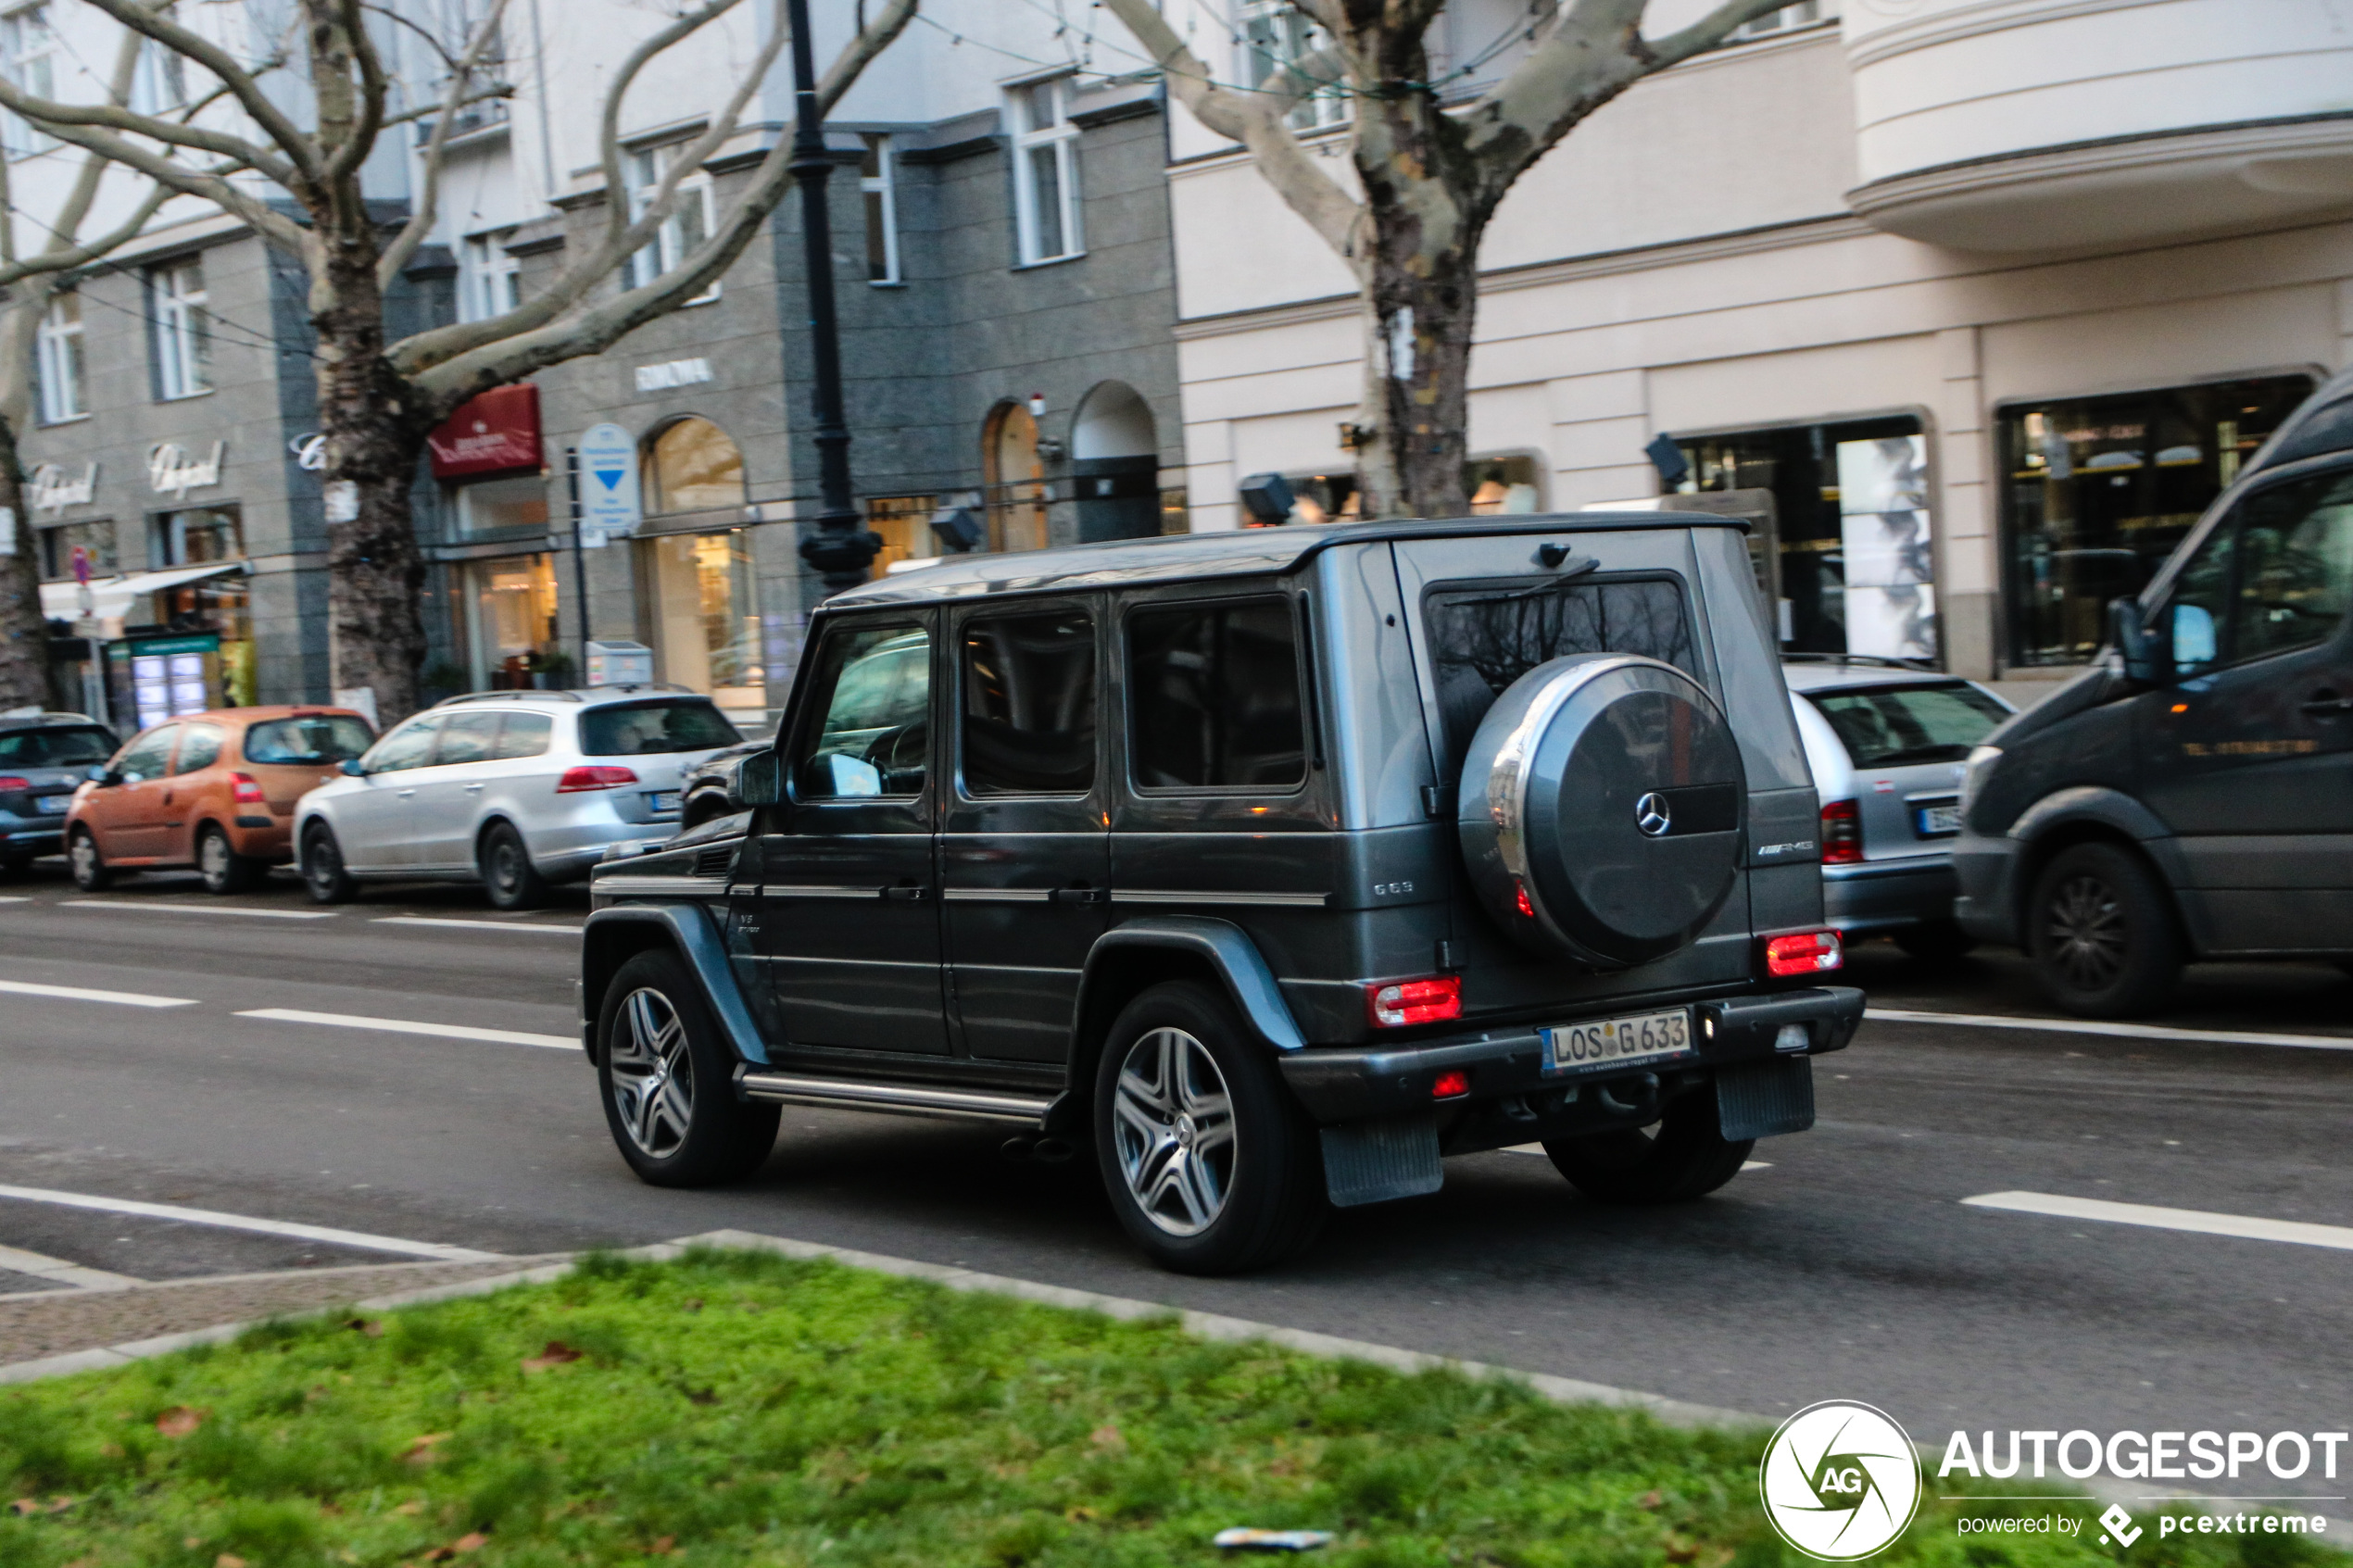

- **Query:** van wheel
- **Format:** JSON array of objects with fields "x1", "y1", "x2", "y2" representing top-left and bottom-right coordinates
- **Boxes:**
[
  {"x1": 301, "y1": 824, "x2": 358, "y2": 904},
  {"x1": 1543, "y1": 1090, "x2": 1753, "y2": 1205},
  {"x1": 68, "y1": 827, "x2": 117, "y2": 892},
  {"x1": 1893, "y1": 920, "x2": 1977, "y2": 964},
  {"x1": 598, "y1": 949, "x2": 778, "y2": 1186},
  {"x1": 196, "y1": 824, "x2": 260, "y2": 895},
  {"x1": 481, "y1": 822, "x2": 548, "y2": 910},
  {"x1": 2028, "y1": 842, "x2": 2182, "y2": 1018},
  {"x1": 1094, "y1": 981, "x2": 1326, "y2": 1275}
]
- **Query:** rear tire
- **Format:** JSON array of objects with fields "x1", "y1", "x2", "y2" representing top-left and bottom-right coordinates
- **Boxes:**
[
  {"x1": 67, "y1": 827, "x2": 115, "y2": 892},
  {"x1": 1893, "y1": 919, "x2": 1977, "y2": 965},
  {"x1": 480, "y1": 822, "x2": 549, "y2": 910},
  {"x1": 2027, "y1": 842, "x2": 2182, "y2": 1018},
  {"x1": 1093, "y1": 981, "x2": 1326, "y2": 1275},
  {"x1": 196, "y1": 823, "x2": 260, "y2": 895},
  {"x1": 598, "y1": 949, "x2": 778, "y2": 1186},
  {"x1": 1542, "y1": 1089, "x2": 1753, "y2": 1205},
  {"x1": 300, "y1": 824, "x2": 358, "y2": 904}
]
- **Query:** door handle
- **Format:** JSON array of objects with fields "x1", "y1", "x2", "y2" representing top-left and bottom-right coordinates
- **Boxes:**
[
  {"x1": 2300, "y1": 690, "x2": 2353, "y2": 717},
  {"x1": 881, "y1": 884, "x2": 928, "y2": 902},
  {"x1": 464, "y1": 783, "x2": 486, "y2": 793},
  {"x1": 1050, "y1": 885, "x2": 1105, "y2": 905},
  {"x1": 397, "y1": 788, "x2": 418, "y2": 799}
]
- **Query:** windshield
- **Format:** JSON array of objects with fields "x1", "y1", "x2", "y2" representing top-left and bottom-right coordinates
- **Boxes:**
[
  {"x1": 582, "y1": 700, "x2": 740, "y2": 757},
  {"x1": 1806, "y1": 683, "x2": 2008, "y2": 768},
  {"x1": 243, "y1": 715, "x2": 376, "y2": 764},
  {"x1": 0, "y1": 726, "x2": 118, "y2": 767}
]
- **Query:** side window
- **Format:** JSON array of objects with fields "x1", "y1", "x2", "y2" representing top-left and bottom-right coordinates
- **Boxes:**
[
  {"x1": 1126, "y1": 599, "x2": 1305, "y2": 790},
  {"x1": 2231, "y1": 471, "x2": 2353, "y2": 665},
  {"x1": 961, "y1": 609, "x2": 1096, "y2": 795},
  {"x1": 116, "y1": 725, "x2": 177, "y2": 781},
  {"x1": 172, "y1": 722, "x2": 225, "y2": 773},
  {"x1": 434, "y1": 710, "x2": 504, "y2": 766},
  {"x1": 795, "y1": 622, "x2": 931, "y2": 799},
  {"x1": 494, "y1": 712, "x2": 553, "y2": 759},
  {"x1": 365, "y1": 715, "x2": 444, "y2": 774}
]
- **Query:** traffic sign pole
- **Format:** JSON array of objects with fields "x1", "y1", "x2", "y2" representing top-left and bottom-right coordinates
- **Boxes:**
[{"x1": 567, "y1": 447, "x2": 590, "y2": 677}]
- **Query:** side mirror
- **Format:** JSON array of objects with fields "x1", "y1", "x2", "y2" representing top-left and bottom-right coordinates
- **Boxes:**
[
  {"x1": 341, "y1": 758, "x2": 365, "y2": 776},
  {"x1": 85, "y1": 765, "x2": 112, "y2": 785},
  {"x1": 738, "y1": 750, "x2": 782, "y2": 808},
  {"x1": 2108, "y1": 596, "x2": 2167, "y2": 684}
]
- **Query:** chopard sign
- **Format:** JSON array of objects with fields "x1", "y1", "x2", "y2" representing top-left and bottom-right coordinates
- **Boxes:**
[
  {"x1": 28, "y1": 461, "x2": 96, "y2": 514},
  {"x1": 148, "y1": 440, "x2": 226, "y2": 498}
]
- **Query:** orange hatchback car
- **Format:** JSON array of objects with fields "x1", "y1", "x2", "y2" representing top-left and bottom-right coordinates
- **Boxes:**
[{"x1": 67, "y1": 708, "x2": 376, "y2": 894}]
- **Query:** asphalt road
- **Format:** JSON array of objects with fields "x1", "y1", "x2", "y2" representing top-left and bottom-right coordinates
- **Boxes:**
[{"x1": 4, "y1": 860, "x2": 2350, "y2": 1476}]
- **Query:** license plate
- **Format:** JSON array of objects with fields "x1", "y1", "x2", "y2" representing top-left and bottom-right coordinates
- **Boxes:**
[
  {"x1": 35, "y1": 795, "x2": 72, "y2": 813},
  {"x1": 648, "y1": 791, "x2": 680, "y2": 813},
  {"x1": 1541, "y1": 1008, "x2": 1693, "y2": 1075},
  {"x1": 1915, "y1": 803, "x2": 1961, "y2": 837}
]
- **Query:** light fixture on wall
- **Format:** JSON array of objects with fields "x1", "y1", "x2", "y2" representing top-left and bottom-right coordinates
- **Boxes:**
[{"x1": 1027, "y1": 392, "x2": 1046, "y2": 419}]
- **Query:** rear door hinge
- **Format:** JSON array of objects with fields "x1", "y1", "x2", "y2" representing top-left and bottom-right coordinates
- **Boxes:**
[{"x1": 1421, "y1": 784, "x2": 1457, "y2": 819}]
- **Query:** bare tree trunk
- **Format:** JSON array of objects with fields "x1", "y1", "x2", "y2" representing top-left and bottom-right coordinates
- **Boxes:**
[{"x1": 0, "y1": 417, "x2": 44, "y2": 710}]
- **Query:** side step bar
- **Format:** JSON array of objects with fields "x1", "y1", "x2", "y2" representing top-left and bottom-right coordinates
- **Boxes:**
[{"x1": 736, "y1": 1069, "x2": 1054, "y2": 1127}]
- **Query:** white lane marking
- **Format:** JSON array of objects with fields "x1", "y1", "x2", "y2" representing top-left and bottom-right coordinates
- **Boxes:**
[
  {"x1": 0, "y1": 1183, "x2": 500, "y2": 1262},
  {"x1": 0, "y1": 977, "x2": 197, "y2": 1009},
  {"x1": 1868, "y1": 1007, "x2": 2353, "y2": 1053},
  {"x1": 1963, "y1": 1191, "x2": 2353, "y2": 1253},
  {"x1": 236, "y1": 1007, "x2": 575, "y2": 1050},
  {"x1": 0, "y1": 896, "x2": 31, "y2": 903},
  {"x1": 1496, "y1": 1144, "x2": 1770, "y2": 1171},
  {"x1": 371, "y1": 916, "x2": 584, "y2": 935},
  {"x1": 0, "y1": 1242, "x2": 140, "y2": 1291},
  {"x1": 61, "y1": 898, "x2": 335, "y2": 921}
]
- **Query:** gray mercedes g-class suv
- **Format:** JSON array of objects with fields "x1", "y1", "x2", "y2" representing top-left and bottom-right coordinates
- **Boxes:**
[{"x1": 579, "y1": 515, "x2": 1865, "y2": 1274}]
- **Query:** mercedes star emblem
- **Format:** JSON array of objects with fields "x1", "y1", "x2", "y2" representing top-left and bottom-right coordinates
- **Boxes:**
[{"x1": 1634, "y1": 791, "x2": 1672, "y2": 837}]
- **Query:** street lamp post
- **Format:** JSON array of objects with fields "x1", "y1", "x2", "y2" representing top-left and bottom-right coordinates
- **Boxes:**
[{"x1": 787, "y1": 0, "x2": 879, "y2": 594}]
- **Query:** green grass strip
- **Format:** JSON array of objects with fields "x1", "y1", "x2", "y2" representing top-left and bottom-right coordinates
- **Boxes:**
[{"x1": 0, "y1": 1247, "x2": 2331, "y2": 1568}]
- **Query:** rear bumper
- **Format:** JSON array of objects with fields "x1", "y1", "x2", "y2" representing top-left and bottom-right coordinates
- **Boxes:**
[
  {"x1": 1951, "y1": 831, "x2": 2022, "y2": 947},
  {"x1": 1277, "y1": 985, "x2": 1865, "y2": 1125},
  {"x1": 1821, "y1": 857, "x2": 1956, "y2": 935}
]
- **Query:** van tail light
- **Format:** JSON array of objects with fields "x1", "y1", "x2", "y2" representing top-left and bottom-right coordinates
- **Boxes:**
[
  {"x1": 1819, "y1": 798, "x2": 1862, "y2": 864},
  {"x1": 230, "y1": 771, "x2": 267, "y2": 804},
  {"x1": 0, "y1": 776, "x2": 28, "y2": 793},
  {"x1": 1764, "y1": 929, "x2": 1843, "y2": 977},
  {"x1": 1366, "y1": 974, "x2": 1463, "y2": 1029},
  {"x1": 557, "y1": 765, "x2": 640, "y2": 794}
]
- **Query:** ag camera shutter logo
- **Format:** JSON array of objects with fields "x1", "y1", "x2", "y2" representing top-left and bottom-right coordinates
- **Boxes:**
[{"x1": 1759, "y1": 1400, "x2": 1923, "y2": 1561}]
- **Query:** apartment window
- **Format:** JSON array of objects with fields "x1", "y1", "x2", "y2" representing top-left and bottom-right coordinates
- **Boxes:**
[
  {"x1": 150, "y1": 256, "x2": 212, "y2": 400},
  {"x1": 461, "y1": 230, "x2": 520, "y2": 321},
  {"x1": 623, "y1": 142, "x2": 716, "y2": 298},
  {"x1": 1730, "y1": 1, "x2": 1834, "y2": 42},
  {"x1": 1, "y1": 6, "x2": 57, "y2": 157},
  {"x1": 131, "y1": 33, "x2": 185, "y2": 113},
  {"x1": 432, "y1": 0, "x2": 509, "y2": 137},
  {"x1": 1238, "y1": 0, "x2": 1347, "y2": 132},
  {"x1": 1011, "y1": 78, "x2": 1080, "y2": 265},
  {"x1": 861, "y1": 133, "x2": 900, "y2": 284},
  {"x1": 34, "y1": 291, "x2": 82, "y2": 423}
]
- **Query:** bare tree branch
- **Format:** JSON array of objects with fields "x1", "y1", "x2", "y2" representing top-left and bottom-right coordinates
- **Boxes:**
[
  {"x1": 378, "y1": 0, "x2": 515, "y2": 287},
  {"x1": 0, "y1": 105, "x2": 306, "y2": 250},
  {"x1": 0, "y1": 71, "x2": 301, "y2": 186},
  {"x1": 77, "y1": 0, "x2": 324, "y2": 184},
  {"x1": 321, "y1": 0, "x2": 392, "y2": 186}
]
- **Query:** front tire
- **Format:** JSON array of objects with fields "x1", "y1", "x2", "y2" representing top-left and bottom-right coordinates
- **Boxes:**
[
  {"x1": 196, "y1": 823, "x2": 261, "y2": 895},
  {"x1": 597, "y1": 950, "x2": 778, "y2": 1186},
  {"x1": 480, "y1": 822, "x2": 549, "y2": 910},
  {"x1": 300, "y1": 824, "x2": 358, "y2": 904},
  {"x1": 1093, "y1": 981, "x2": 1326, "y2": 1275},
  {"x1": 2028, "y1": 841, "x2": 2182, "y2": 1018},
  {"x1": 1542, "y1": 1089, "x2": 1753, "y2": 1205},
  {"x1": 67, "y1": 827, "x2": 115, "y2": 892}
]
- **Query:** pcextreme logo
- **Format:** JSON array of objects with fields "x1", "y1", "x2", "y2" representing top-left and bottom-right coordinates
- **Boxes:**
[{"x1": 1760, "y1": 1400, "x2": 1925, "y2": 1561}]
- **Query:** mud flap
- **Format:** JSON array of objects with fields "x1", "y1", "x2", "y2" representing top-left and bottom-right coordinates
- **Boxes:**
[
  {"x1": 1716, "y1": 1056, "x2": 1815, "y2": 1141},
  {"x1": 1320, "y1": 1111, "x2": 1442, "y2": 1208}
]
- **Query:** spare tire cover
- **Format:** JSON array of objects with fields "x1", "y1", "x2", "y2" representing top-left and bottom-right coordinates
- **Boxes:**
[{"x1": 1457, "y1": 653, "x2": 1745, "y2": 967}]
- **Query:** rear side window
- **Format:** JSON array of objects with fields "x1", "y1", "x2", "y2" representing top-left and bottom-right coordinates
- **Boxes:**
[
  {"x1": 581, "y1": 700, "x2": 740, "y2": 757},
  {"x1": 962, "y1": 609, "x2": 1096, "y2": 795},
  {"x1": 0, "y1": 726, "x2": 116, "y2": 766},
  {"x1": 173, "y1": 723, "x2": 226, "y2": 773},
  {"x1": 1126, "y1": 599, "x2": 1304, "y2": 790},
  {"x1": 494, "y1": 712, "x2": 553, "y2": 759},
  {"x1": 244, "y1": 716, "x2": 375, "y2": 763},
  {"x1": 1423, "y1": 577, "x2": 1696, "y2": 774},
  {"x1": 1807, "y1": 684, "x2": 2008, "y2": 768}
]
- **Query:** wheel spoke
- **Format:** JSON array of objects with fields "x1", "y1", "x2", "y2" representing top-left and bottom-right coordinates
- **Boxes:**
[{"x1": 1111, "y1": 1024, "x2": 1235, "y2": 1238}]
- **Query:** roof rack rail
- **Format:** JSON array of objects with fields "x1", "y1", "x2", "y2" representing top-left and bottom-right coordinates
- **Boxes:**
[
  {"x1": 1780, "y1": 652, "x2": 1938, "y2": 671},
  {"x1": 432, "y1": 689, "x2": 586, "y2": 706}
]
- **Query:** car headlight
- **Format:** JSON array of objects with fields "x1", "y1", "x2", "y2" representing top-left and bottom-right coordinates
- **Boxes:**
[{"x1": 1958, "y1": 745, "x2": 2002, "y2": 819}]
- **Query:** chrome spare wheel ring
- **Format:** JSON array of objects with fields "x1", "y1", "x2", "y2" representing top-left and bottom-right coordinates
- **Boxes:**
[
  {"x1": 1112, "y1": 1026, "x2": 1236, "y2": 1237},
  {"x1": 609, "y1": 986, "x2": 696, "y2": 1158}
]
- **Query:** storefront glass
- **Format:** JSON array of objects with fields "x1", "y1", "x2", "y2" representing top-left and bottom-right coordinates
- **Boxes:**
[
  {"x1": 147, "y1": 505, "x2": 251, "y2": 707},
  {"x1": 640, "y1": 529, "x2": 761, "y2": 719},
  {"x1": 1995, "y1": 375, "x2": 2314, "y2": 666},
  {"x1": 459, "y1": 555, "x2": 559, "y2": 689},
  {"x1": 36, "y1": 519, "x2": 115, "y2": 580},
  {"x1": 454, "y1": 474, "x2": 549, "y2": 539},
  {"x1": 645, "y1": 417, "x2": 745, "y2": 514}
]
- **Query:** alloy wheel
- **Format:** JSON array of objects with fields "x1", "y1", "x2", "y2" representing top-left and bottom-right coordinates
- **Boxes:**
[
  {"x1": 2045, "y1": 872, "x2": 2126, "y2": 991},
  {"x1": 609, "y1": 986, "x2": 696, "y2": 1158},
  {"x1": 1111, "y1": 1026, "x2": 1237, "y2": 1236}
]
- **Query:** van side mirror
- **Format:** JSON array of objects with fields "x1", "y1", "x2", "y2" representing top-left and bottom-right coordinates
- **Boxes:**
[
  {"x1": 2108, "y1": 596, "x2": 2167, "y2": 684},
  {"x1": 738, "y1": 750, "x2": 782, "y2": 808}
]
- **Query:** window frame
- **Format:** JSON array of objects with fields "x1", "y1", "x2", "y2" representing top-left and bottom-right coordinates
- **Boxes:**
[
  {"x1": 1235, "y1": 0, "x2": 1348, "y2": 133},
  {"x1": 149, "y1": 255, "x2": 213, "y2": 401},
  {"x1": 861, "y1": 132, "x2": 900, "y2": 285},
  {"x1": 954, "y1": 599, "x2": 1101, "y2": 801},
  {"x1": 1009, "y1": 76, "x2": 1082, "y2": 267},
  {"x1": 623, "y1": 141, "x2": 719, "y2": 301},
  {"x1": 1, "y1": 5, "x2": 57, "y2": 158},
  {"x1": 787, "y1": 615, "x2": 937, "y2": 806},
  {"x1": 34, "y1": 289, "x2": 82, "y2": 423},
  {"x1": 131, "y1": 30, "x2": 185, "y2": 114},
  {"x1": 1119, "y1": 590, "x2": 1314, "y2": 798},
  {"x1": 459, "y1": 230, "x2": 520, "y2": 323}
]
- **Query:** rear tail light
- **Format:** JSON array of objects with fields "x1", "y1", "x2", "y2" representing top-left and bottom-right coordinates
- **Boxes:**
[
  {"x1": 1764, "y1": 929, "x2": 1843, "y2": 977},
  {"x1": 0, "y1": 776, "x2": 28, "y2": 793},
  {"x1": 1514, "y1": 881, "x2": 1536, "y2": 920},
  {"x1": 1819, "y1": 798, "x2": 1862, "y2": 864},
  {"x1": 557, "y1": 765, "x2": 640, "y2": 794},
  {"x1": 1431, "y1": 1069, "x2": 1470, "y2": 1099},
  {"x1": 230, "y1": 771, "x2": 267, "y2": 804},
  {"x1": 1366, "y1": 974, "x2": 1462, "y2": 1029}
]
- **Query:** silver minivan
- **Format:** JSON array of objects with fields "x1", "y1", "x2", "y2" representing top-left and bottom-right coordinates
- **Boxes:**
[
  {"x1": 295, "y1": 688, "x2": 739, "y2": 908},
  {"x1": 1786, "y1": 658, "x2": 2014, "y2": 961}
]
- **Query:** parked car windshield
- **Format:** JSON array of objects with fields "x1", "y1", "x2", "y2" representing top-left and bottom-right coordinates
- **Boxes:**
[
  {"x1": 0, "y1": 726, "x2": 117, "y2": 767},
  {"x1": 1806, "y1": 683, "x2": 2009, "y2": 767},
  {"x1": 582, "y1": 700, "x2": 740, "y2": 757},
  {"x1": 244, "y1": 716, "x2": 377, "y2": 764}
]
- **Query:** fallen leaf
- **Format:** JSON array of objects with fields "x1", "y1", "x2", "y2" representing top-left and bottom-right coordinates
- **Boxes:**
[
  {"x1": 682, "y1": 1298, "x2": 703, "y2": 1313},
  {"x1": 217, "y1": 1555, "x2": 249, "y2": 1568},
  {"x1": 1064, "y1": 1505, "x2": 1100, "y2": 1523},
  {"x1": 401, "y1": 1433, "x2": 453, "y2": 1466},
  {"x1": 9, "y1": 1500, "x2": 39, "y2": 1517},
  {"x1": 521, "y1": 1340, "x2": 585, "y2": 1373},
  {"x1": 395, "y1": 1500, "x2": 425, "y2": 1517},
  {"x1": 44, "y1": 1497, "x2": 73, "y2": 1514},
  {"x1": 156, "y1": 1407, "x2": 203, "y2": 1438},
  {"x1": 1637, "y1": 1490, "x2": 1663, "y2": 1511},
  {"x1": 453, "y1": 1534, "x2": 488, "y2": 1554},
  {"x1": 648, "y1": 1535, "x2": 678, "y2": 1556},
  {"x1": 346, "y1": 1318, "x2": 384, "y2": 1338},
  {"x1": 1089, "y1": 1424, "x2": 1127, "y2": 1452}
]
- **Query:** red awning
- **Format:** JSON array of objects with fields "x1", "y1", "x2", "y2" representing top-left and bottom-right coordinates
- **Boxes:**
[{"x1": 427, "y1": 383, "x2": 543, "y2": 480}]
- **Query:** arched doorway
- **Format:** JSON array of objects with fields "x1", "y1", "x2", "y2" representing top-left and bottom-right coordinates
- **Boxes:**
[
  {"x1": 982, "y1": 401, "x2": 1048, "y2": 554},
  {"x1": 1072, "y1": 382, "x2": 1159, "y2": 543},
  {"x1": 637, "y1": 416, "x2": 761, "y2": 721},
  {"x1": 645, "y1": 415, "x2": 746, "y2": 515}
]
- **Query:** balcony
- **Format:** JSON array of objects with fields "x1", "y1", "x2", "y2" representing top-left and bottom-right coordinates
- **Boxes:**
[{"x1": 1843, "y1": 0, "x2": 2353, "y2": 252}]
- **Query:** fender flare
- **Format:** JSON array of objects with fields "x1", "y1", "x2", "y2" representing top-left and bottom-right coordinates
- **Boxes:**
[
  {"x1": 2008, "y1": 784, "x2": 2173, "y2": 849},
  {"x1": 1074, "y1": 916, "x2": 1307, "y2": 1056},
  {"x1": 582, "y1": 903, "x2": 770, "y2": 1069}
]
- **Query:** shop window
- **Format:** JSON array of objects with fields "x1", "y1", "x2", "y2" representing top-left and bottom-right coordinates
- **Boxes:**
[
  {"x1": 37, "y1": 519, "x2": 114, "y2": 581},
  {"x1": 862, "y1": 133, "x2": 900, "y2": 284},
  {"x1": 644, "y1": 416, "x2": 745, "y2": 516},
  {"x1": 457, "y1": 554, "x2": 558, "y2": 691},
  {"x1": 1995, "y1": 374, "x2": 2313, "y2": 667},
  {"x1": 35, "y1": 292, "x2": 82, "y2": 423},
  {"x1": 1467, "y1": 455, "x2": 1543, "y2": 515},
  {"x1": 1011, "y1": 77, "x2": 1081, "y2": 265},
  {"x1": 148, "y1": 256, "x2": 212, "y2": 400},
  {"x1": 157, "y1": 507, "x2": 243, "y2": 567},
  {"x1": 868, "y1": 494, "x2": 938, "y2": 571},
  {"x1": 454, "y1": 472, "x2": 548, "y2": 538},
  {"x1": 640, "y1": 528, "x2": 761, "y2": 716}
]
